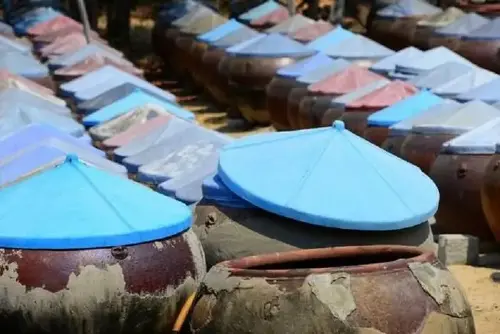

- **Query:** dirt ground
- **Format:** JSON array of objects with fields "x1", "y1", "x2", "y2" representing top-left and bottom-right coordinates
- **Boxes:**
[{"x1": 121, "y1": 12, "x2": 500, "y2": 334}]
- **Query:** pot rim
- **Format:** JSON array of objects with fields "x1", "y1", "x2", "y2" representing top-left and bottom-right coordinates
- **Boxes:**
[{"x1": 219, "y1": 245, "x2": 435, "y2": 278}]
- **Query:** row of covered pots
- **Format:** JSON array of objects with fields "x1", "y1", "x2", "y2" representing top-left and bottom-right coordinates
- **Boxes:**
[{"x1": 0, "y1": 3, "x2": 476, "y2": 333}]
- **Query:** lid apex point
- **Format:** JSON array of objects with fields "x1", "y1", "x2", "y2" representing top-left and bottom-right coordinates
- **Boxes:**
[
  {"x1": 65, "y1": 153, "x2": 79, "y2": 163},
  {"x1": 332, "y1": 120, "x2": 345, "y2": 130}
]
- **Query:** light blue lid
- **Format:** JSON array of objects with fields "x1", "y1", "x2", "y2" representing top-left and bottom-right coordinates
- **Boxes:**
[
  {"x1": 396, "y1": 46, "x2": 473, "y2": 75},
  {"x1": 368, "y1": 90, "x2": 443, "y2": 127},
  {"x1": 199, "y1": 174, "x2": 253, "y2": 208},
  {"x1": 433, "y1": 67, "x2": 498, "y2": 97},
  {"x1": 0, "y1": 87, "x2": 71, "y2": 116},
  {"x1": 82, "y1": 90, "x2": 194, "y2": 127},
  {"x1": 239, "y1": 0, "x2": 281, "y2": 21},
  {"x1": 228, "y1": 33, "x2": 315, "y2": 58},
  {"x1": 0, "y1": 155, "x2": 191, "y2": 249},
  {"x1": 197, "y1": 19, "x2": 244, "y2": 42},
  {"x1": 409, "y1": 62, "x2": 475, "y2": 90},
  {"x1": 277, "y1": 53, "x2": 333, "y2": 78},
  {"x1": 124, "y1": 127, "x2": 229, "y2": 173},
  {"x1": 370, "y1": 47, "x2": 424, "y2": 74},
  {"x1": 172, "y1": 4, "x2": 214, "y2": 27},
  {"x1": 389, "y1": 99, "x2": 460, "y2": 135},
  {"x1": 411, "y1": 100, "x2": 500, "y2": 135},
  {"x1": 0, "y1": 35, "x2": 30, "y2": 53},
  {"x1": 434, "y1": 13, "x2": 489, "y2": 36},
  {"x1": 463, "y1": 17, "x2": 500, "y2": 40},
  {"x1": 0, "y1": 21, "x2": 14, "y2": 35},
  {"x1": 0, "y1": 139, "x2": 126, "y2": 186},
  {"x1": 218, "y1": 120, "x2": 439, "y2": 230},
  {"x1": 212, "y1": 26, "x2": 261, "y2": 48},
  {"x1": 330, "y1": 79, "x2": 391, "y2": 109},
  {"x1": 113, "y1": 117, "x2": 196, "y2": 162},
  {"x1": 387, "y1": 71, "x2": 417, "y2": 81},
  {"x1": 225, "y1": 33, "x2": 266, "y2": 53},
  {"x1": 377, "y1": 0, "x2": 441, "y2": 18},
  {"x1": 441, "y1": 117, "x2": 500, "y2": 154},
  {"x1": 456, "y1": 77, "x2": 500, "y2": 103},
  {"x1": 296, "y1": 58, "x2": 351, "y2": 84},
  {"x1": 13, "y1": 8, "x2": 61, "y2": 34},
  {"x1": 323, "y1": 34, "x2": 395, "y2": 59},
  {"x1": 48, "y1": 44, "x2": 126, "y2": 69},
  {"x1": 0, "y1": 52, "x2": 48, "y2": 78},
  {"x1": 174, "y1": 176, "x2": 212, "y2": 205},
  {"x1": 265, "y1": 14, "x2": 315, "y2": 34},
  {"x1": 0, "y1": 124, "x2": 103, "y2": 162},
  {"x1": 306, "y1": 26, "x2": 355, "y2": 52}
]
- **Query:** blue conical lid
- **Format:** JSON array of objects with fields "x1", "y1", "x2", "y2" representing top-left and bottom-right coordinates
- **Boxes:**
[
  {"x1": 370, "y1": 47, "x2": 424, "y2": 74},
  {"x1": 157, "y1": 163, "x2": 218, "y2": 199},
  {"x1": 409, "y1": 62, "x2": 475, "y2": 90},
  {"x1": 113, "y1": 117, "x2": 197, "y2": 162},
  {"x1": 179, "y1": 11, "x2": 227, "y2": 35},
  {"x1": 0, "y1": 52, "x2": 48, "y2": 78},
  {"x1": 433, "y1": 67, "x2": 498, "y2": 97},
  {"x1": 239, "y1": 1, "x2": 282, "y2": 21},
  {"x1": 396, "y1": 46, "x2": 473, "y2": 75},
  {"x1": 197, "y1": 19, "x2": 244, "y2": 42},
  {"x1": 265, "y1": 14, "x2": 315, "y2": 34},
  {"x1": 463, "y1": 17, "x2": 500, "y2": 40},
  {"x1": 441, "y1": 117, "x2": 500, "y2": 154},
  {"x1": 199, "y1": 174, "x2": 253, "y2": 208},
  {"x1": 0, "y1": 124, "x2": 103, "y2": 162},
  {"x1": 411, "y1": 100, "x2": 500, "y2": 135},
  {"x1": 296, "y1": 58, "x2": 351, "y2": 84},
  {"x1": 172, "y1": 4, "x2": 214, "y2": 27},
  {"x1": 229, "y1": 33, "x2": 315, "y2": 58},
  {"x1": 0, "y1": 87, "x2": 71, "y2": 116},
  {"x1": 212, "y1": 26, "x2": 261, "y2": 48},
  {"x1": 218, "y1": 120, "x2": 439, "y2": 230},
  {"x1": 324, "y1": 34, "x2": 395, "y2": 59},
  {"x1": 277, "y1": 53, "x2": 333, "y2": 78},
  {"x1": 0, "y1": 139, "x2": 126, "y2": 186},
  {"x1": 225, "y1": 33, "x2": 266, "y2": 53},
  {"x1": 368, "y1": 91, "x2": 443, "y2": 127},
  {"x1": 434, "y1": 13, "x2": 489, "y2": 36},
  {"x1": 0, "y1": 35, "x2": 30, "y2": 53},
  {"x1": 389, "y1": 99, "x2": 460, "y2": 135},
  {"x1": 0, "y1": 155, "x2": 191, "y2": 249},
  {"x1": 48, "y1": 44, "x2": 126, "y2": 70},
  {"x1": 13, "y1": 8, "x2": 61, "y2": 34},
  {"x1": 377, "y1": 0, "x2": 441, "y2": 18},
  {"x1": 82, "y1": 90, "x2": 194, "y2": 127},
  {"x1": 306, "y1": 26, "x2": 355, "y2": 52},
  {"x1": 457, "y1": 77, "x2": 500, "y2": 103},
  {"x1": 0, "y1": 21, "x2": 14, "y2": 35},
  {"x1": 173, "y1": 176, "x2": 212, "y2": 205}
]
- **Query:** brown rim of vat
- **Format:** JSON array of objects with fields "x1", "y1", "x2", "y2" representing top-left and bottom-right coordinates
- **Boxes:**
[{"x1": 220, "y1": 245, "x2": 435, "y2": 278}]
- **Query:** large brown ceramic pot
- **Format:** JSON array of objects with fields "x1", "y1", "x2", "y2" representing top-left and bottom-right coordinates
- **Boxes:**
[
  {"x1": 457, "y1": 40, "x2": 500, "y2": 74},
  {"x1": 188, "y1": 245, "x2": 474, "y2": 334},
  {"x1": 0, "y1": 228, "x2": 206, "y2": 333},
  {"x1": 193, "y1": 204, "x2": 436, "y2": 268},
  {"x1": 427, "y1": 34, "x2": 462, "y2": 52},
  {"x1": 286, "y1": 83, "x2": 309, "y2": 129},
  {"x1": 382, "y1": 134, "x2": 407, "y2": 158},
  {"x1": 189, "y1": 39, "x2": 210, "y2": 87},
  {"x1": 429, "y1": 153, "x2": 495, "y2": 240},
  {"x1": 228, "y1": 56, "x2": 310, "y2": 125},
  {"x1": 370, "y1": 17, "x2": 427, "y2": 51},
  {"x1": 400, "y1": 133, "x2": 457, "y2": 174},
  {"x1": 481, "y1": 154, "x2": 500, "y2": 241},
  {"x1": 413, "y1": 25, "x2": 437, "y2": 50},
  {"x1": 339, "y1": 108, "x2": 381, "y2": 137},
  {"x1": 162, "y1": 27, "x2": 184, "y2": 70},
  {"x1": 364, "y1": 126, "x2": 391, "y2": 146},
  {"x1": 266, "y1": 76, "x2": 304, "y2": 130},
  {"x1": 297, "y1": 94, "x2": 344, "y2": 129}
]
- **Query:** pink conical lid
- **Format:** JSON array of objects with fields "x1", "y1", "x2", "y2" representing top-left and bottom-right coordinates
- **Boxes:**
[
  {"x1": 308, "y1": 65, "x2": 385, "y2": 94},
  {"x1": 250, "y1": 7, "x2": 289, "y2": 27},
  {"x1": 102, "y1": 115, "x2": 172, "y2": 149},
  {"x1": 33, "y1": 25, "x2": 100, "y2": 44},
  {"x1": 40, "y1": 33, "x2": 107, "y2": 58},
  {"x1": 347, "y1": 80, "x2": 418, "y2": 109},
  {"x1": 292, "y1": 20, "x2": 334, "y2": 42},
  {"x1": 0, "y1": 70, "x2": 54, "y2": 96},
  {"x1": 27, "y1": 15, "x2": 80, "y2": 37},
  {"x1": 54, "y1": 54, "x2": 143, "y2": 78}
]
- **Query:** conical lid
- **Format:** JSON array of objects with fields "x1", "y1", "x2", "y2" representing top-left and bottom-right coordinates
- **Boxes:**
[
  {"x1": 324, "y1": 34, "x2": 395, "y2": 60},
  {"x1": 308, "y1": 65, "x2": 385, "y2": 94},
  {"x1": 296, "y1": 58, "x2": 351, "y2": 84},
  {"x1": 82, "y1": 90, "x2": 193, "y2": 127},
  {"x1": 26, "y1": 14, "x2": 79, "y2": 36},
  {"x1": 367, "y1": 90, "x2": 443, "y2": 127},
  {"x1": 172, "y1": 4, "x2": 213, "y2": 27},
  {"x1": 239, "y1": 1, "x2": 282, "y2": 21},
  {"x1": 228, "y1": 33, "x2": 315, "y2": 58},
  {"x1": 14, "y1": 8, "x2": 61, "y2": 35},
  {"x1": 442, "y1": 117, "x2": 500, "y2": 154},
  {"x1": 411, "y1": 100, "x2": 500, "y2": 135},
  {"x1": 306, "y1": 26, "x2": 355, "y2": 52},
  {"x1": 265, "y1": 14, "x2": 315, "y2": 35},
  {"x1": 48, "y1": 44, "x2": 125, "y2": 69},
  {"x1": 370, "y1": 47, "x2": 423, "y2": 74},
  {"x1": 0, "y1": 52, "x2": 48, "y2": 78},
  {"x1": 0, "y1": 70, "x2": 63, "y2": 106},
  {"x1": 457, "y1": 77, "x2": 500, "y2": 103},
  {"x1": 0, "y1": 35, "x2": 30, "y2": 53},
  {"x1": 158, "y1": 167, "x2": 217, "y2": 202},
  {"x1": 434, "y1": 12, "x2": 489, "y2": 36},
  {"x1": 173, "y1": 177, "x2": 210, "y2": 205},
  {"x1": 377, "y1": 0, "x2": 441, "y2": 18},
  {"x1": 277, "y1": 53, "x2": 334, "y2": 78},
  {"x1": 409, "y1": 62, "x2": 475, "y2": 90},
  {"x1": 330, "y1": 79, "x2": 391, "y2": 109},
  {"x1": 211, "y1": 26, "x2": 261, "y2": 48},
  {"x1": 102, "y1": 115, "x2": 172, "y2": 150},
  {"x1": 197, "y1": 19, "x2": 244, "y2": 42},
  {"x1": 33, "y1": 25, "x2": 100, "y2": 44},
  {"x1": 463, "y1": 17, "x2": 500, "y2": 40},
  {"x1": 224, "y1": 33, "x2": 265, "y2": 53},
  {"x1": 389, "y1": 99, "x2": 460, "y2": 135},
  {"x1": 0, "y1": 87, "x2": 70, "y2": 116},
  {"x1": 249, "y1": 7, "x2": 289, "y2": 27},
  {"x1": 199, "y1": 174, "x2": 253, "y2": 208},
  {"x1": 396, "y1": 46, "x2": 473, "y2": 75},
  {"x1": 218, "y1": 120, "x2": 439, "y2": 230},
  {"x1": 0, "y1": 21, "x2": 14, "y2": 35},
  {"x1": 347, "y1": 80, "x2": 418, "y2": 109},
  {"x1": 0, "y1": 155, "x2": 191, "y2": 249},
  {"x1": 39, "y1": 33, "x2": 109, "y2": 58},
  {"x1": 292, "y1": 20, "x2": 334, "y2": 43},
  {"x1": 54, "y1": 54, "x2": 142, "y2": 78},
  {"x1": 433, "y1": 67, "x2": 498, "y2": 97},
  {"x1": 0, "y1": 139, "x2": 126, "y2": 187},
  {"x1": 89, "y1": 104, "x2": 170, "y2": 141},
  {"x1": 179, "y1": 11, "x2": 227, "y2": 35},
  {"x1": 417, "y1": 7, "x2": 464, "y2": 27}
]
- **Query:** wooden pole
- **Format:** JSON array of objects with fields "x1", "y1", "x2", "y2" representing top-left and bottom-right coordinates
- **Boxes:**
[
  {"x1": 76, "y1": 0, "x2": 92, "y2": 44},
  {"x1": 287, "y1": 0, "x2": 296, "y2": 15},
  {"x1": 330, "y1": 0, "x2": 345, "y2": 25}
]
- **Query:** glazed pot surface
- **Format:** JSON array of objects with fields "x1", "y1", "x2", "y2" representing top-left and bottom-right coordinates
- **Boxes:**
[
  {"x1": 370, "y1": 17, "x2": 421, "y2": 50},
  {"x1": 266, "y1": 76, "x2": 299, "y2": 131},
  {"x1": 298, "y1": 94, "x2": 339, "y2": 129},
  {"x1": 339, "y1": 109, "x2": 377, "y2": 137},
  {"x1": 189, "y1": 245, "x2": 474, "y2": 334},
  {"x1": 427, "y1": 35, "x2": 461, "y2": 52},
  {"x1": 430, "y1": 153, "x2": 495, "y2": 240},
  {"x1": 481, "y1": 154, "x2": 500, "y2": 241},
  {"x1": 457, "y1": 40, "x2": 500, "y2": 74},
  {"x1": 364, "y1": 126, "x2": 390, "y2": 147},
  {"x1": 286, "y1": 84, "x2": 308, "y2": 130},
  {"x1": 205, "y1": 48, "x2": 233, "y2": 107},
  {"x1": 189, "y1": 40, "x2": 210, "y2": 87},
  {"x1": 382, "y1": 135, "x2": 407, "y2": 158},
  {"x1": 413, "y1": 26, "x2": 434, "y2": 50},
  {"x1": 162, "y1": 27, "x2": 182, "y2": 67}
]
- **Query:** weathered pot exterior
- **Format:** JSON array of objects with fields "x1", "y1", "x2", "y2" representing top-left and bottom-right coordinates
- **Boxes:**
[
  {"x1": 174, "y1": 33, "x2": 197, "y2": 80},
  {"x1": 457, "y1": 40, "x2": 500, "y2": 74},
  {"x1": 413, "y1": 26, "x2": 435, "y2": 50},
  {"x1": 382, "y1": 135, "x2": 407, "y2": 158},
  {"x1": 286, "y1": 84, "x2": 309, "y2": 129},
  {"x1": 0, "y1": 228, "x2": 206, "y2": 333},
  {"x1": 364, "y1": 126, "x2": 390, "y2": 147},
  {"x1": 266, "y1": 76, "x2": 299, "y2": 130},
  {"x1": 162, "y1": 27, "x2": 183, "y2": 69},
  {"x1": 193, "y1": 204, "x2": 436, "y2": 268},
  {"x1": 481, "y1": 154, "x2": 500, "y2": 241},
  {"x1": 31, "y1": 76, "x2": 56, "y2": 91},
  {"x1": 204, "y1": 48, "x2": 232, "y2": 106},
  {"x1": 427, "y1": 35, "x2": 462, "y2": 52},
  {"x1": 339, "y1": 109, "x2": 378, "y2": 137},
  {"x1": 189, "y1": 40, "x2": 210, "y2": 87},
  {"x1": 400, "y1": 133, "x2": 457, "y2": 174},
  {"x1": 188, "y1": 245, "x2": 474, "y2": 334},
  {"x1": 298, "y1": 94, "x2": 341, "y2": 129},
  {"x1": 370, "y1": 17, "x2": 424, "y2": 51}
]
